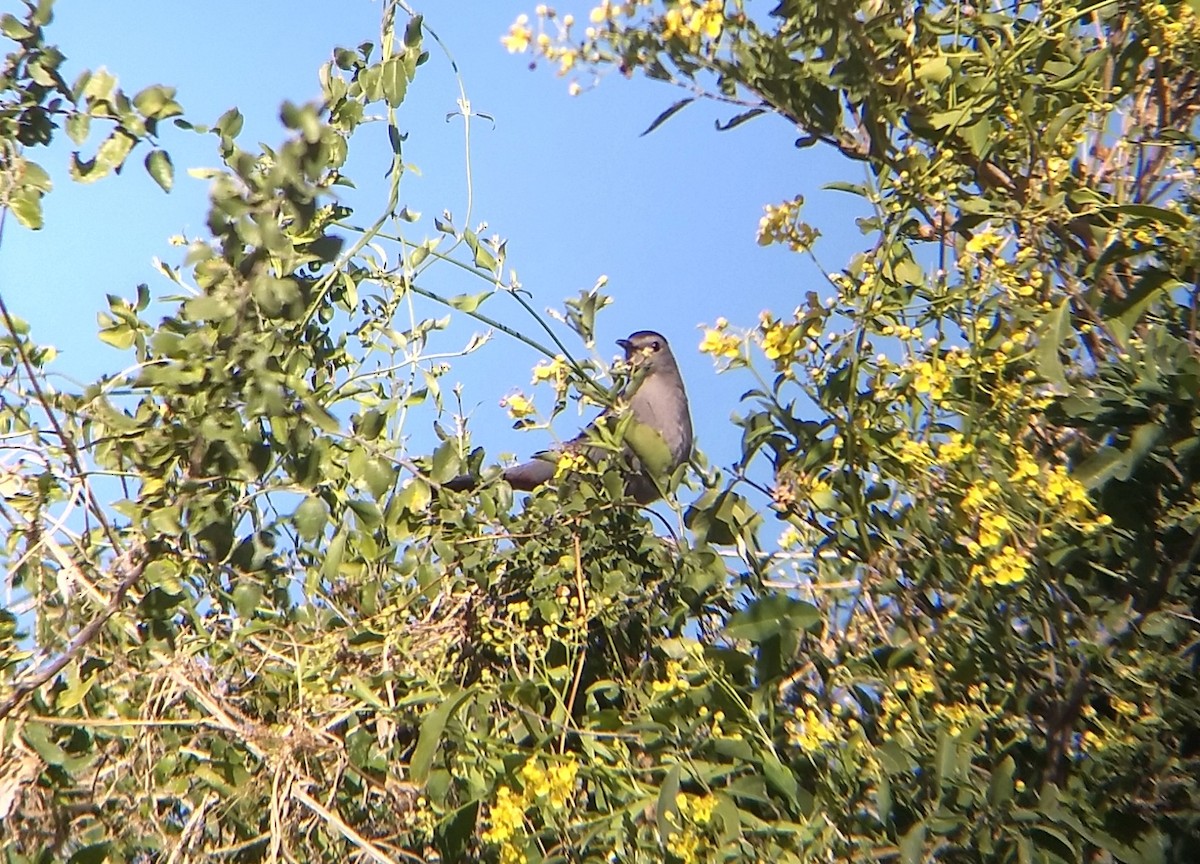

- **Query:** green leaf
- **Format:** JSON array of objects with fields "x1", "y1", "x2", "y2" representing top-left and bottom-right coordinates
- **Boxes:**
[
  {"x1": 67, "y1": 111, "x2": 91, "y2": 145},
  {"x1": 348, "y1": 676, "x2": 386, "y2": 709},
  {"x1": 715, "y1": 107, "x2": 767, "y2": 132},
  {"x1": 22, "y1": 723, "x2": 67, "y2": 766},
  {"x1": 216, "y1": 107, "x2": 243, "y2": 138},
  {"x1": 876, "y1": 770, "x2": 892, "y2": 822},
  {"x1": 293, "y1": 496, "x2": 329, "y2": 540},
  {"x1": 891, "y1": 256, "x2": 924, "y2": 287},
  {"x1": 915, "y1": 55, "x2": 951, "y2": 83},
  {"x1": 625, "y1": 421, "x2": 673, "y2": 477},
  {"x1": 1030, "y1": 824, "x2": 1077, "y2": 862},
  {"x1": 761, "y1": 754, "x2": 800, "y2": 807},
  {"x1": 67, "y1": 842, "x2": 111, "y2": 864},
  {"x1": 233, "y1": 582, "x2": 263, "y2": 619},
  {"x1": 58, "y1": 668, "x2": 98, "y2": 710},
  {"x1": 20, "y1": 160, "x2": 51, "y2": 191},
  {"x1": 899, "y1": 821, "x2": 927, "y2": 864},
  {"x1": 302, "y1": 397, "x2": 341, "y2": 433},
  {"x1": 641, "y1": 97, "x2": 694, "y2": 136},
  {"x1": 381, "y1": 56, "x2": 408, "y2": 108},
  {"x1": 447, "y1": 290, "x2": 492, "y2": 313},
  {"x1": 1114, "y1": 422, "x2": 1165, "y2": 481},
  {"x1": 145, "y1": 149, "x2": 173, "y2": 192},
  {"x1": 725, "y1": 595, "x2": 820, "y2": 642},
  {"x1": 133, "y1": 84, "x2": 183, "y2": 120},
  {"x1": 95, "y1": 129, "x2": 135, "y2": 173},
  {"x1": 988, "y1": 755, "x2": 1016, "y2": 808},
  {"x1": 1074, "y1": 445, "x2": 1125, "y2": 490},
  {"x1": 8, "y1": 191, "x2": 43, "y2": 230},
  {"x1": 347, "y1": 498, "x2": 382, "y2": 528},
  {"x1": 396, "y1": 478, "x2": 432, "y2": 513},
  {"x1": 410, "y1": 689, "x2": 475, "y2": 784},
  {"x1": 1107, "y1": 203, "x2": 1190, "y2": 228},
  {"x1": 363, "y1": 457, "x2": 396, "y2": 499},
  {"x1": 321, "y1": 530, "x2": 347, "y2": 582},
  {"x1": 1, "y1": 13, "x2": 34, "y2": 39},
  {"x1": 655, "y1": 764, "x2": 682, "y2": 842},
  {"x1": 462, "y1": 229, "x2": 497, "y2": 272},
  {"x1": 1035, "y1": 299, "x2": 1071, "y2": 390}
]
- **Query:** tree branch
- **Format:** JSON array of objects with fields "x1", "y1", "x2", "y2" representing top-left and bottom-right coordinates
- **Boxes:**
[{"x1": 0, "y1": 543, "x2": 146, "y2": 721}]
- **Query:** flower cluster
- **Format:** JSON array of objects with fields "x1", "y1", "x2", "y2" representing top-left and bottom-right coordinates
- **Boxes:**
[
  {"x1": 787, "y1": 706, "x2": 839, "y2": 753},
  {"x1": 758, "y1": 311, "x2": 807, "y2": 369},
  {"x1": 531, "y1": 354, "x2": 571, "y2": 388},
  {"x1": 757, "y1": 196, "x2": 819, "y2": 252},
  {"x1": 482, "y1": 786, "x2": 528, "y2": 861},
  {"x1": 960, "y1": 478, "x2": 1031, "y2": 588},
  {"x1": 520, "y1": 758, "x2": 579, "y2": 809},
  {"x1": 501, "y1": 7, "x2": 583, "y2": 78},
  {"x1": 481, "y1": 757, "x2": 582, "y2": 863},
  {"x1": 932, "y1": 682, "x2": 997, "y2": 737},
  {"x1": 503, "y1": 1, "x2": 734, "y2": 96},
  {"x1": 651, "y1": 658, "x2": 694, "y2": 697},
  {"x1": 664, "y1": 792, "x2": 719, "y2": 864},
  {"x1": 662, "y1": 0, "x2": 726, "y2": 43},
  {"x1": 1143, "y1": 0, "x2": 1200, "y2": 62},
  {"x1": 501, "y1": 392, "x2": 536, "y2": 419},
  {"x1": 697, "y1": 705, "x2": 743, "y2": 740},
  {"x1": 698, "y1": 318, "x2": 742, "y2": 362},
  {"x1": 554, "y1": 450, "x2": 590, "y2": 478}
]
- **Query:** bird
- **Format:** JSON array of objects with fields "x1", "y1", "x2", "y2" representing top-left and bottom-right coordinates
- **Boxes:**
[{"x1": 442, "y1": 330, "x2": 693, "y2": 503}]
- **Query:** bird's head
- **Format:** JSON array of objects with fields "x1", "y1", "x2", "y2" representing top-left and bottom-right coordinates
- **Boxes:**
[{"x1": 617, "y1": 330, "x2": 676, "y2": 373}]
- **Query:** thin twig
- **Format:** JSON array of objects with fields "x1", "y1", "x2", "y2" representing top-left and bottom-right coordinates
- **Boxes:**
[
  {"x1": 560, "y1": 532, "x2": 588, "y2": 754},
  {"x1": 0, "y1": 543, "x2": 146, "y2": 720}
]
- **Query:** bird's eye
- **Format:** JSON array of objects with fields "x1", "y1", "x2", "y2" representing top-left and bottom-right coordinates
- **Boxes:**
[{"x1": 651, "y1": 340, "x2": 661, "y2": 351}]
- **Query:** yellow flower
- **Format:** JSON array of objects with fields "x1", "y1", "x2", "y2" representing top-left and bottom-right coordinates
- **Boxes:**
[
  {"x1": 938, "y1": 432, "x2": 973, "y2": 462},
  {"x1": 690, "y1": 794, "x2": 717, "y2": 824},
  {"x1": 787, "y1": 707, "x2": 838, "y2": 753},
  {"x1": 531, "y1": 355, "x2": 569, "y2": 386},
  {"x1": 1112, "y1": 697, "x2": 1138, "y2": 717},
  {"x1": 911, "y1": 357, "x2": 950, "y2": 400},
  {"x1": 699, "y1": 324, "x2": 741, "y2": 359},
  {"x1": 689, "y1": 1, "x2": 725, "y2": 39},
  {"x1": 897, "y1": 437, "x2": 933, "y2": 466},
  {"x1": 501, "y1": 15, "x2": 532, "y2": 53},
  {"x1": 663, "y1": 5, "x2": 691, "y2": 39},
  {"x1": 908, "y1": 670, "x2": 936, "y2": 696},
  {"x1": 1010, "y1": 452, "x2": 1040, "y2": 484},
  {"x1": 482, "y1": 786, "x2": 526, "y2": 844},
  {"x1": 520, "y1": 758, "x2": 579, "y2": 809},
  {"x1": 554, "y1": 451, "x2": 589, "y2": 478},
  {"x1": 502, "y1": 393, "x2": 536, "y2": 418},
  {"x1": 981, "y1": 544, "x2": 1029, "y2": 586},
  {"x1": 756, "y1": 196, "x2": 816, "y2": 251},
  {"x1": 499, "y1": 844, "x2": 526, "y2": 864},
  {"x1": 965, "y1": 229, "x2": 1003, "y2": 255},
  {"x1": 652, "y1": 659, "x2": 690, "y2": 695},
  {"x1": 758, "y1": 313, "x2": 804, "y2": 366},
  {"x1": 667, "y1": 828, "x2": 700, "y2": 864},
  {"x1": 962, "y1": 482, "x2": 988, "y2": 512},
  {"x1": 977, "y1": 511, "x2": 1010, "y2": 548},
  {"x1": 589, "y1": 1, "x2": 616, "y2": 23}
]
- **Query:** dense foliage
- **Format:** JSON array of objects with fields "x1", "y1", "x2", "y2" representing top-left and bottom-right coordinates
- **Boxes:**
[{"x1": 2, "y1": 0, "x2": 1198, "y2": 862}]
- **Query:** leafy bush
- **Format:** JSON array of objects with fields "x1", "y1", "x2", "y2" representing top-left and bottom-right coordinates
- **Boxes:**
[{"x1": 3, "y1": 1, "x2": 1199, "y2": 862}]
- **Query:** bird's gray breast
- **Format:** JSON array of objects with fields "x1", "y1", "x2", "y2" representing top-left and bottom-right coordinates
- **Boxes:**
[{"x1": 630, "y1": 373, "x2": 693, "y2": 465}]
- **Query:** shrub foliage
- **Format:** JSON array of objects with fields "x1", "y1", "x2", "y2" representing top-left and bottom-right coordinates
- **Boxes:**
[{"x1": 2, "y1": 1, "x2": 1199, "y2": 862}]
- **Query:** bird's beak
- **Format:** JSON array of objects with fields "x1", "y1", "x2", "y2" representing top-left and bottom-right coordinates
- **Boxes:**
[{"x1": 616, "y1": 338, "x2": 631, "y2": 352}]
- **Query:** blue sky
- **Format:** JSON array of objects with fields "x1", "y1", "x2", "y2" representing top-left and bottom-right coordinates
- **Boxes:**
[{"x1": 2, "y1": 1, "x2": 869, "y2": 501}]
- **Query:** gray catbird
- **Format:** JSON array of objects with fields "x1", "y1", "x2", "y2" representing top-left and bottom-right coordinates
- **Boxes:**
[{"x1": 442, "y1": 330, "x2": 692, "y2": 503}]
